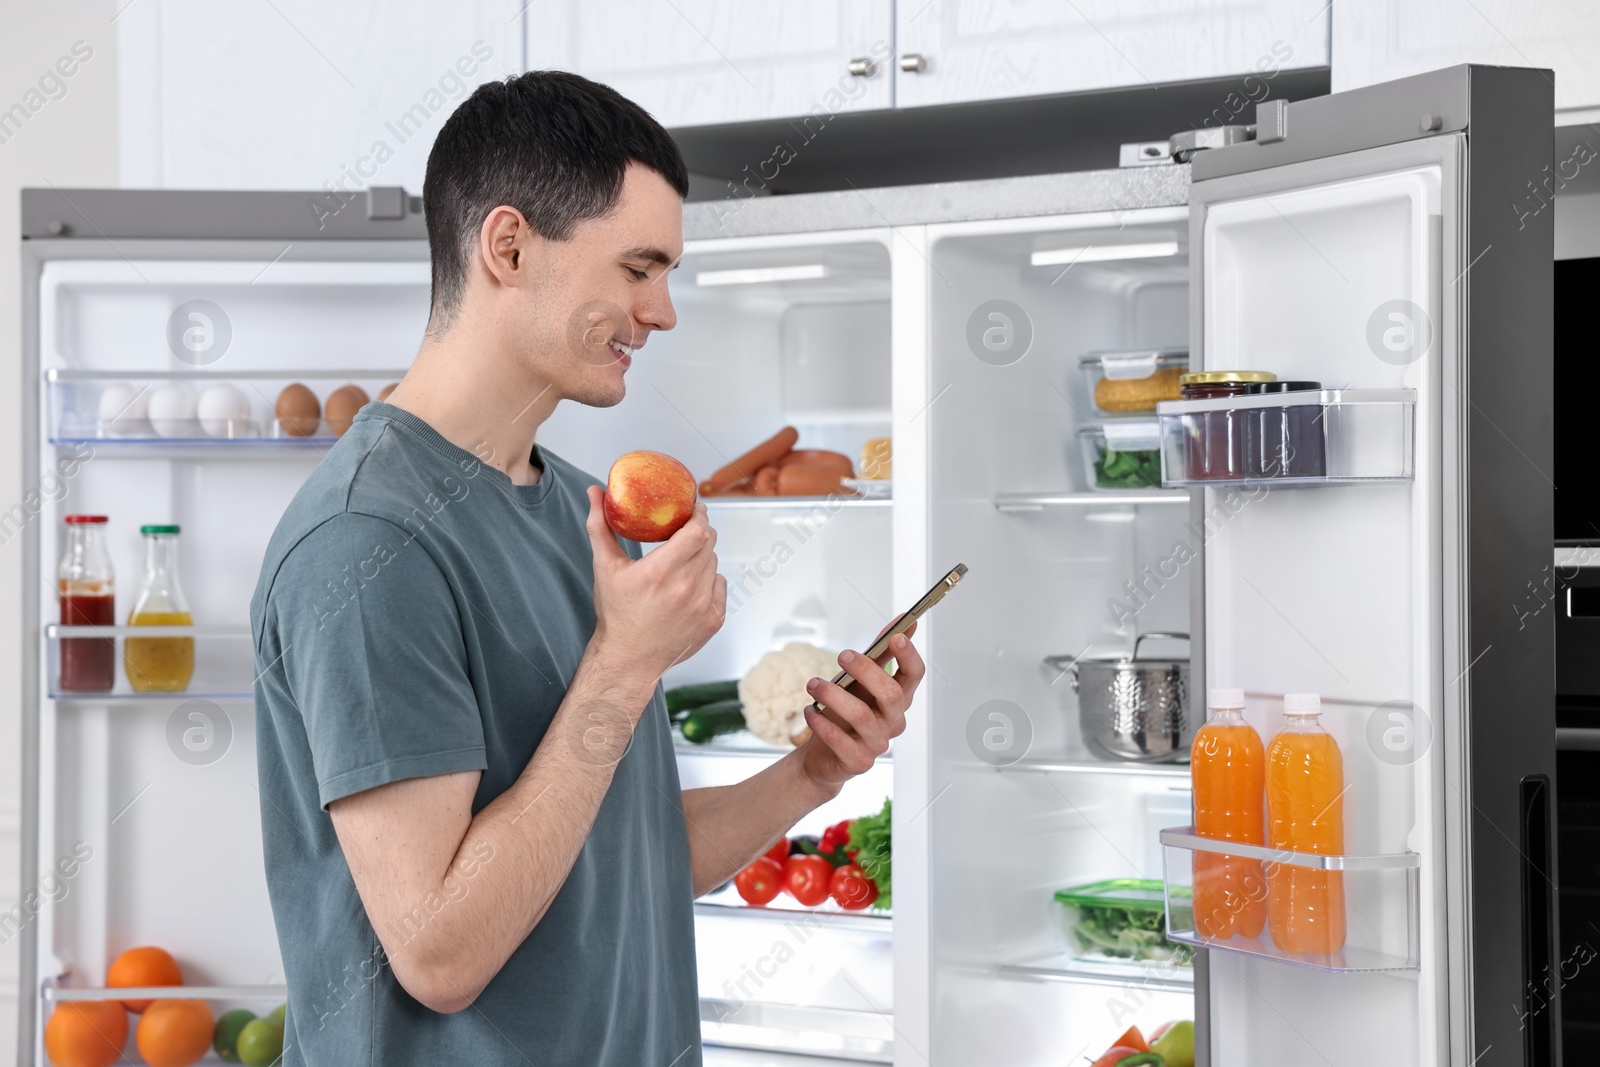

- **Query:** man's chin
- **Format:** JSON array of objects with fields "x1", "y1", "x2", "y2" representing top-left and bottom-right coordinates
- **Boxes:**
[{"x1": 568, "y1": 380, "x2": 626, "y2": 409}]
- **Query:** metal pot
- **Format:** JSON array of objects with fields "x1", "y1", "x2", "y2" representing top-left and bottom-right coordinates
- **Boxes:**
[{"x1": 1046, "y1": 633, "x2": 1191, "y2": 762}]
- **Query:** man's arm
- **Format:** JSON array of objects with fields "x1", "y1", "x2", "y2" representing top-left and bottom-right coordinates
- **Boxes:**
[
  {"x1": 680, "y1": 630, "x2": 924, "y2": 897},
  {"x1": 327, "y1": 490, "x2": 724, "y2": 1014}
]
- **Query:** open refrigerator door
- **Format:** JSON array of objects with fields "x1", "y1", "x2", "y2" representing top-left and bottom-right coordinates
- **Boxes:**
[{"x1": 1166, "y1": 66, "x2": 1556, "y2": 1065}]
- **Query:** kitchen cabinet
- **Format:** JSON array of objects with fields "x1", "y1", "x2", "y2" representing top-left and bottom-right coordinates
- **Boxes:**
[
  {"x1": 1334, "y1": 0, "x2": 1600, "y2": 119},
  {"x1": 115, "y1": 0, "x2": 524, "y2": 189},
  {"x1": 891, "y1": 0, "x2": 1330, "y2": 109},
  {"x1": 522, "y1": 0, "x2": 895, "y2": 129}
]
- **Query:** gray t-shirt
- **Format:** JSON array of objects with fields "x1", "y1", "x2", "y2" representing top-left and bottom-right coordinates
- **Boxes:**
[{"x1": 249, "y1": 401, "x2": 700, "y2": 1066}]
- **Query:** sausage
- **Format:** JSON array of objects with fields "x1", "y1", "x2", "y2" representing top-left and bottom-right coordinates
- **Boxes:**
[
  {"x1": 777, "y1": 463, "x2": 851, "y2": 496},
  {"x1": 776, "y1": 449, "x2": 855, "y2": 477},
  {"x1": 701, "y1": 426, "x2": 799, "y2": 495},
  {"x1": 753, "y1": 465, "x2": 780, "y2": 495}
]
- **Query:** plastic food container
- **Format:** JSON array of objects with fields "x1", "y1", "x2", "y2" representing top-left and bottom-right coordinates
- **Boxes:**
[
  {"x1": 1080, "y1": 348, "x2": 1188, "y2": 416},
  {"x1": 1055, "y1": 878, "x2": 1193, "y2": 964},
  {"x1": 1078, "y1": 421, "x2": 1163, "y2": 491}
]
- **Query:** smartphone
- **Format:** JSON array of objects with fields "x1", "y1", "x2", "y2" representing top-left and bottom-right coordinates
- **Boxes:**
[{"x1": 812, "y1": 563, "x2": 968, "y2": 711}]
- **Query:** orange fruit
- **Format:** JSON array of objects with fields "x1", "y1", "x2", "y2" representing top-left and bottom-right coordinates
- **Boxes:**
[
  {"x1": 107, "y1": 945, "x2": 182, "y2": 1011},
  {"x1": 136, "y1": 999, "x2": 214, "y2": 1067},
  {"x1": 43, "y1": 1000, "x2": 128, "y2": 1067}
]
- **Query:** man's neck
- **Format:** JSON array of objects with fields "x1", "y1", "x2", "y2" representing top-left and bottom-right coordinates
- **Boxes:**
[{"x1": 385, "y1": 317, "x2": 560, "y2": 487}]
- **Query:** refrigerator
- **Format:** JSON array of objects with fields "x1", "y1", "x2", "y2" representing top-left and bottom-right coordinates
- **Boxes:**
[{"x1": 18, "y1": 62, "x2": 1555, "y2": 1067}]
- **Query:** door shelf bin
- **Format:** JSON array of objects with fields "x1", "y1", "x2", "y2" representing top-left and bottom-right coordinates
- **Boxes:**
[
  {"x1": 47, "y1": 624, "x2": 255, "y2": 701},
  {"x1": 1155, "y1": 388, "x2": 1415, "y2": 488},
  {"x1": 45, "y1": 370, "x2": 405, "y2": 446},
  {"x1": 1158, "y1": 826, "x2": 1421, "y2": 973}
]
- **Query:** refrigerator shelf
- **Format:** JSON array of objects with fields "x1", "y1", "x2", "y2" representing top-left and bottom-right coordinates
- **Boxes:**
[
  {"x1": 993, "y1": 489, "x2": 1188, "y2": 512},
  {"x1": 44, "y1": 982, "x2": 287, "y2": 1003},
  {"x1": 700, "y1": 883, "x2": 896, "y2": 934},
  {"x1": 1156, "y1": 387, "x2": 1416, "y2": 488},
  {"x1": 674, "y1": 731, "x2": 892, "y2": 763},
  {"x1": 703, "y1": 495, "x2": 891, "y2": 510},
  {"x1": 997, "y1": 950, "x2": 1193, "y2": 991},
  {"x1": 700, "y1": 998, "x2": 893, "y2": 1063},
  {"x1": 995, "y1": 756, "x2": 1190, "y2": 779},
  {"x1": 1159, "y1": 826, "x2": 1422, "y2": 973},
  {"x1": 47, "y1": 623, "x2": 256, "y2": 702}
]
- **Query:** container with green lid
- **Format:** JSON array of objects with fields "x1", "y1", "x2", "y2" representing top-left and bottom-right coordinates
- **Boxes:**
[{"x1": 1054, "y1": 877, "x2": 1193, "y2": 964}]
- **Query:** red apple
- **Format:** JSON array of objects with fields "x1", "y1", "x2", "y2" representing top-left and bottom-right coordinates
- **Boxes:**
[{"x1": 603, "y1": 450, "x2": 697, "y2": 542}]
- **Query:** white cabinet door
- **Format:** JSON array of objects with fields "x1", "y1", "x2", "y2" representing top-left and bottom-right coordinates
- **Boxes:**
[
  {"x1": 893, "y1": 0, "x2": 1330, "y2": 108},
  {"x1": 524, "y1": 0, "x2": 894, "y2": 128},
  {"x1": 117, "y1": 0, "x2": 525, "y2": 190},
  {"x1": 1333, "y1": 0, "x2": 1600, "y2": 120}
]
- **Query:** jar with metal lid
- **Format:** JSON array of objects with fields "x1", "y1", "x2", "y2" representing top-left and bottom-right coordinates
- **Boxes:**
[
  {"x1": 1178, "y1": 371, "x2": 1276, "y2": 480},
  {"x1": 1245, "y1": 380, "x2": 1327, "y2": 478}
]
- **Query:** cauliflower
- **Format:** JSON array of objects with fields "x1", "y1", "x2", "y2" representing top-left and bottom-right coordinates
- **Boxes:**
[{"x1": 738, "y1": 641, "x2": 840, "y2": 746}]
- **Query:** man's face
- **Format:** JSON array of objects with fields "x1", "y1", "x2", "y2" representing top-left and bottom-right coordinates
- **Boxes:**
[{"x1": 519, "y1": 162, "x2": 682, "y2": 408}]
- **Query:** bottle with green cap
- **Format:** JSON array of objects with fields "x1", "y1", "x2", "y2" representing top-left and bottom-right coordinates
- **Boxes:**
[{"x1": 125, "y1": 523, "x2": 195, "y2": 692}]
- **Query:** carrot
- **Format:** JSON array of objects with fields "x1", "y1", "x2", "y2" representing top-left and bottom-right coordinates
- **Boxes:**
[{"x1": 701, "y1": 426, "x2": 799, "y2": 495}]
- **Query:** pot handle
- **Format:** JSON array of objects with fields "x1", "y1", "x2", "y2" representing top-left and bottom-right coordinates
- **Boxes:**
[{"x1": 1132, "y1": 632, "x2": 1190, "y2": 660}]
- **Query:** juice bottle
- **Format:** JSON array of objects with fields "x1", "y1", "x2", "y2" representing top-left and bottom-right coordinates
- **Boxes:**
[
  {"x1": 1190, "y1": 688, "x2": 1267, "y2": 940},
  {"x1": 125, "y1": 524, "x2": 194, "y2": 692},
  {"x1": 1265, "y1": 692, "x2": 1347, "y2": 954},
  {"x1": 58, "y1": 515, "x2": 115, "y2": 693}
]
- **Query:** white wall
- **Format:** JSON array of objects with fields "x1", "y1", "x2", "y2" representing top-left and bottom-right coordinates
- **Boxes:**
[{"x1": 0, "y1": 3, "x2": 119, "y2": 1065}]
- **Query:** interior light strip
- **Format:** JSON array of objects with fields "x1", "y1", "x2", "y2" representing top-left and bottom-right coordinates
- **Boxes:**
[
  {"x1": 695, "y1": 264, "x2": 828, "y2": 286},
  {"x1": 1029, "y1": 241, "x2": 1180, "y2": 266}
]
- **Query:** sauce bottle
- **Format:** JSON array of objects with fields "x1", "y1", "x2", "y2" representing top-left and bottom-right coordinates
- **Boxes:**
[
  {"x1": 1265, "y1": 692, "x2": 1347, "y2": 954},
  {"x1": 124, "y1": 524, "x2": 194, "y2": 692},
  {"x1": 1190, "y1": 688, "x2": 1267, "y2": 940},
  {"x1": 58, "y1": 515, "x2": 115, "y2": 692}
]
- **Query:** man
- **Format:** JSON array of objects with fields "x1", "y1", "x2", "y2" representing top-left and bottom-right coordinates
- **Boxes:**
[{"x1": 249, "y1": 70, "x2": 924, "y2": 1065}]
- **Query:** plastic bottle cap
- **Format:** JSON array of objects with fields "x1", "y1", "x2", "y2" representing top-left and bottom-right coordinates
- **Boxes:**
[
  {"x1": 64, "y1": 515, "x2": 109, "y2": 525},
  {"x1": 1284, "y1": 692, "x2": 1322, "y2": 715},
  {"x1": 140, "y1": 524, "x2": 181, "y2": 535},
  {"x1": 1208, "y1": 688, "x2": 1245, "y2": 709}
]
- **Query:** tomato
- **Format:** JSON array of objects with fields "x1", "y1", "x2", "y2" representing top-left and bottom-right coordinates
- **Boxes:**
[
  {"x1": 783, "y1": 855, "x2": 834, "y2": 906},
  {"x1": 763, "y1": 839, "x2": 790, "y2": 865},
  {"x1": 735, "y1": 857, "x2": 784, "y2": 905},
  {"x1": 829, "y1": 863, "x2": 879, "y2": 910},
  {"x1": 1111, "y1": 1026, "x2": 1147, "y2": 1052},
  {"x1": 1087, "y1": 1047, "x2": 1143, "y2": 1067}
]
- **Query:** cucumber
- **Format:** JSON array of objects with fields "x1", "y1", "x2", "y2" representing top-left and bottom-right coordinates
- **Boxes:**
[
  {"x1": 1114, "y1": 1055, "x2": 1165, "y2": 1067},
  {"x1": 665, "y1": 679, "x2": 741, "y2": 719},
  {"x1": 679, "y1": 699, "x2": 746, "y2": 743}
]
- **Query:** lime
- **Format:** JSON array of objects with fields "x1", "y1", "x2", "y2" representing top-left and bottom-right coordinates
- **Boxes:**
[
  {"x1": 213, "y1": 1009, "x2": 256, "y2": 1063},
  {"x1": 267, "y1": 1003, "x2": 286, "y2": 1029},
  {"x1": 236, "y1": 1017, "x2": 284, "y2": 1067}
]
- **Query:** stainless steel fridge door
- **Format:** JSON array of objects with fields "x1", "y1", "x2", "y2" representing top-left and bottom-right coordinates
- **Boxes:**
[{"x1": 1180, "y1": 65, "x2": 1556, "y2": 1066}]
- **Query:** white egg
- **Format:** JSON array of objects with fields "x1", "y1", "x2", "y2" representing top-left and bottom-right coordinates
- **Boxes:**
[
  {"x1": 197, "y1": 383, "x2": 252, "y2": 438},
  {"x1": 97, "y1": 382, "x2": 149, "y2": 435},
  {"x1": 147, "y1": 384, "x2": 199, "y2": 438}
]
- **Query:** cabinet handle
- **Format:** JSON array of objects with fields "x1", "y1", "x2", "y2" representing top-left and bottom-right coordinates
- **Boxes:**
[
  {"x1": 899, "y1": 53, "x2": 928, "y2": 73},
  {"x1": 848, "y1": 57, "x2": 878, "y2": 78}
]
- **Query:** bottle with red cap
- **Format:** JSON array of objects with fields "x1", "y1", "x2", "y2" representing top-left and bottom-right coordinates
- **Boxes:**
[{"x1": 58, "y1": 515, "x2": 115, "y2": 692}]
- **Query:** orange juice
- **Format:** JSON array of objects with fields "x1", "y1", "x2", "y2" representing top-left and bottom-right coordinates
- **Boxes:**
[
  {"x1": 1265, "y1": 693, "x2": 1346, "y2": 954},
  {"x1": 1190, "y1": 688, "x2": 1267, "y2": 940},
  {"x1": 125, "y1": 610, "x2": 195, "y2": 692}
]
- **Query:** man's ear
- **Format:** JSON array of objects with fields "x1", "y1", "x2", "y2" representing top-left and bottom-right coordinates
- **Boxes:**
[{"x1": 477, "y1": 206, "x2": 535, "y2": 290}]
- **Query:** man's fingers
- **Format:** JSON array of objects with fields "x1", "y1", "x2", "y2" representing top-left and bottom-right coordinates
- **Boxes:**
[
  {"x1": 887, "y1": 634, "x2": 926, "y2": 695},
  {"x1": 833, "y1": 649, "x2": 899, "y2": 711},
  {"x1": 585, "y1": 486, "x2": 630, "y2": 566},
  {"x1": 871, "y1": 619, "x2": 917, "y2": 668},
  {"x1": 802, "y1": 706, "x2": 874, "y2": 774}
]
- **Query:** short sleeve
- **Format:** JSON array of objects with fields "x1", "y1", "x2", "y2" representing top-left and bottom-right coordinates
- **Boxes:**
[{"x1": 261, "y1": 513, "x2": 486, "y2": 808}]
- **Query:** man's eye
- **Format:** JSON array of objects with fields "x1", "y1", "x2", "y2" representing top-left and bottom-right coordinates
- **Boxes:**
[{"x1": 626, "y1": 267, "x2": 649, "y2": 280}]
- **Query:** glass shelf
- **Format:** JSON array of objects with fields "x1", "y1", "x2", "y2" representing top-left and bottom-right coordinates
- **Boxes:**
[
  {"x1": 46, "y1": 624, "x2": 254, "y2": 702},
  {"x1": 994, "y1": 489, "x2": 1189, "y2": 512},
  {"x1": 998, "y1": 950, "x2": 1192, "y2": 991},
  {"x1": 1159, "y1": 825, "x2": 1421, "y2": 973},
  {"x1": 44, "y1": 981, "x2": 287, "y2": 1002},
  {"x1": 696, "y1": 885, "x2": 892, "y2": 932},
  {"x1": 45, "y1": 369, "x2": 404, "y2": 446},
  {"x1": 673, "y1": 730, "x2": 893, "y2": 763},
  {"x1": 994, "y1": 756, "x2": 1190, "y2": 778},
  {"x1": 1156, "y1": 387, "x2": 1415, "y2": 488},
  {"x1": 700, "y1": 998, "x2": 893, "y2": 1063},
  {"x1": 703, "y1": 495, "x2": 891, "y2": 510}
]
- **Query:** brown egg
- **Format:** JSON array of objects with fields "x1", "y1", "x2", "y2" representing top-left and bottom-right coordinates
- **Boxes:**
[
  {"x1": 275, "y1": 383, "x2": 321, "y2": 438},
  {"x1": 376, "y1": 382, "x2": 399, "y2": 402},
  {"x1": 325, "y1": 384, "x2": 370, "y2": 437}
]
